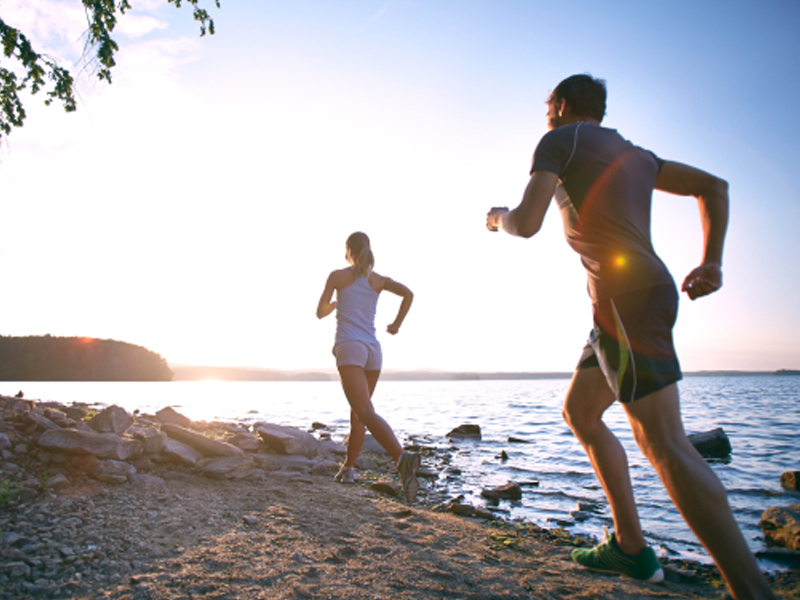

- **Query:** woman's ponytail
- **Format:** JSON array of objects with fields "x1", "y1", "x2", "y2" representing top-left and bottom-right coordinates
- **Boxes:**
[{"x1": 346, "y1": 231, "x2": 374, "y2": 278}]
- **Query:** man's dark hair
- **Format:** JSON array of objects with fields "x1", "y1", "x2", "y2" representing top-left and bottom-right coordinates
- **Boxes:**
[{"x1": 550, "y1": 74, "x2": 607, "y2": 122}]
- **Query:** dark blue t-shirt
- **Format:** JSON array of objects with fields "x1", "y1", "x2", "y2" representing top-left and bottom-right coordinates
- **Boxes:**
[{"x1": 531, "y1": 122, "x2": 674, "y2": 301}]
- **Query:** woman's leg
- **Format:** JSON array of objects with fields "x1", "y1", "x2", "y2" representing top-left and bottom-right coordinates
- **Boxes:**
[
  {"x1": 342, "y1": 371, "x2": 379, "y2": 466},
  {"x1": 338, "y1": 365, "x2": 402, "y2": 463}
]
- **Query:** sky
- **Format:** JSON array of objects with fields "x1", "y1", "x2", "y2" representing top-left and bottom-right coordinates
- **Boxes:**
[{"x1": 1, "y1": 0, "x2": 799, "y2": 373}]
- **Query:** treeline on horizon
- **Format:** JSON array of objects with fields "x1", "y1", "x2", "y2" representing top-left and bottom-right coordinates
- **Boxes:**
[
  {"x1": 0, "y1": 335, "x2": 173, "y2": 381},
  {"x1": 170, "y1": 365, "x2": 800, "y2": 382}
]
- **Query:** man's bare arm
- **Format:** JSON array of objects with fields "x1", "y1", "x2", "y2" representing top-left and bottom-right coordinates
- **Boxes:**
[
  {"x1": 487, "y1": 171, "x2": 559, "y2": 238},
  {"x1": 655, "y1": 161, "x2": 729, "y2": 299}
]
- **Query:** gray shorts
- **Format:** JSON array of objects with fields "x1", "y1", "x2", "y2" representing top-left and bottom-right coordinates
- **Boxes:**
[
  {"x1": 333, "y1": 340, "x2": 383, "y2": 371},
  {"x1": 577, "y1": 284, "x2": 682, "y2": 403}
]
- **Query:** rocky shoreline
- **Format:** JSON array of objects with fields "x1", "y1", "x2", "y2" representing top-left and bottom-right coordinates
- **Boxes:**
[{"x1": 2, "y1": 394, "x2": 799, "y2": 599}]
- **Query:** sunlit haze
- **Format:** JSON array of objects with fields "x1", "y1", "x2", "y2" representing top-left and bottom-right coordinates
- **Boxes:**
[{"x1": 1, "y1": 1, "x2": 799, "y2": 373}]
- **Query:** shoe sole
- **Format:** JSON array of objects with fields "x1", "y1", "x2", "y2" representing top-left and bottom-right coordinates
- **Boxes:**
[
  {"x1": 577, "y1": 563, "x2": 664, "y2": 584},
  {"x1": 399, "y1": 453, "x2": 420, "y2": 504}
]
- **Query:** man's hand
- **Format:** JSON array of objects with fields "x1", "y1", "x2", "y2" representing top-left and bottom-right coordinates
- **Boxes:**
[
  {"x1": 486, "y1": 207, "x2": 509, "y2": 232},
  {"x1": 682, "y1": 263, "x2": 722, "y2": 300}
]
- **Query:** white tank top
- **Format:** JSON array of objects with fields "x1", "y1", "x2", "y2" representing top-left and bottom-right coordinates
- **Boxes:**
[{"x1": 334, "y1": 272, "x2": 379, "y2": 347}]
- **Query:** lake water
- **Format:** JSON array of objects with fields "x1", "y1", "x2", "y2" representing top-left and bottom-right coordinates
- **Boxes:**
[{"x1": 4, "y1": 375, "x2": 799, "y2": 569}]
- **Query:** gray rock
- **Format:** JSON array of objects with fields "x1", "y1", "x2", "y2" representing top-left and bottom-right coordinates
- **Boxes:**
[
  {"x1": 23, "y1": 409, "x2": 60, "y2": 431},
  {"x1": 687, "y1": 427, "x2": 731, "y2": 459},
  {"x1": 197, "y1": 456, "x2": 255, "y2": 479},
  {"x1": 46, "y1": 474, "x2": 70, "y2": 490},
  {"x1": 155, "y1": 407, "x2": 192, "y2": 428},
  {"x1": 37, "y1": 429, "x2": 143, "y2": 461},
  {"x1": 161, "y1": 437, "x2": 203, "y2": 466},
  {"x1": 129, "y1": 474, "x2": 166, "y2": 488},
  {"x1": 161, "y1": 423, "x2": 244, "y2": 458},
  {"x1": 127, "y1": 426, "x2": 167, "y2": 455},
  {"x1": 256, "y1": 423, "x2": 320, "y2": 457},
  {"x1": 96, "y1": 460, "x2": 137, "y2": 478},
  {"x1": 88, "y1": 405, "x2": 134, "y2": 434},
  {"x1": 0, "y1": 432, "x2": 12, "y2": 451}
]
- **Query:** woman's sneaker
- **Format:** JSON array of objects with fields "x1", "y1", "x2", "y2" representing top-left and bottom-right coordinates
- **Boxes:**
[
  {"x1": 396, "y1": 451, "x2": 420, "y2": 504},
  {"x1": 333, "y1": 465, "x2": 356, "y2": 484},
  {"x1": 571, "y1": 527, "x2": 664, "y2": 583}
]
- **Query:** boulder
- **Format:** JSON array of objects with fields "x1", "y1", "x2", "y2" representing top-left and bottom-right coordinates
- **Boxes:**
[
  {"x1": 96, "y1": 459, "x2": 137, "y2": 479},
  {"x1": 87, "y1": 405, "x2": 134, "y2": 434},
  {"x1": 256, "y1": 423, "x2": 320, "y2": 457},
  {"x1": 37, "y1": 429, "x2": 143, "y2": 461},
  {"x1": 156, "y1": 407, "x2": 192, "y2": 428},
  {"x1": 447, "y1": 424, "x2": 482, "y2": 440},
  {"x1": 127, "y1": 425, "x2": 167, "y2": 455},
  {"x1": 227, "y1": 432, "x2": 263, "y2": 452},
  {"x1": 161, "y1": 437, "x2": 203, "y2": 466},
  {"x1": 781, "y1": 471, "x2": 800, "y2": 491},
  {"x1": 481, "y1": 482, "x2": 522, "y2": 503},
  {"x1": 687, "y1": 427, "x2": 731, "y2": 459},
  {"x1": 760, "y1": 505, "x2": 800, "y2": 550},
  {"x1": 23, "y1": 409, "x2": 61, "y2": 430},
  {"x1": 161, "y1": 423, "x2": 244, "y2": 458},
  {"x1": 198, "y1": 456, "x2": 255, "y2": 479}
]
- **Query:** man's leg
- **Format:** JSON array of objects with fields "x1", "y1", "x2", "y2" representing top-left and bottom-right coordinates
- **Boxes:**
[
  {"x1": 563, "y1": 366, "x2": 647, "y2": 555},
  {"x1": 624, "y1": 384, "x2": 776, "y2": 600}
]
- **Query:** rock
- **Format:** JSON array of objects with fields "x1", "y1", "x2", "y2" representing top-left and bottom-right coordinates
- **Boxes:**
[
  {"x1": 155, "y1": 407, "x2": 192, "y2": 428},
  {"x1": 129, "y1": 474, "x2": 166, "y2": 488},
  {"x1": 687, "y1": 427, "x2": 731, "y2": 459},
  {"x1": 23, "y1": 409, "x2": 60, "y2": 430},
  {"x1": 161, "y1": 438, "x2": 204, "y2": 466},
  {"x1": 198, "y1": 456, "x2": 255, "y2": 479},
  {"x1": 781, "y1": 471, "x2": 800, "y2": 491},
  {"x1": 760, "y1": 505, "x2": 800, "y2": 550},
  {"x1": 161, "y1": 423, "x2": 244, "y2": 458},
  {"x1": 481, "y1": 482, "x2": 522, "y2": 503},
  {"x1": 256, "y1": 423, "x2": 321, "y2": 457},
  {"x1": 127, "y1": 426, "x2": 167, "y2": 455},
  {"x1": 569, "y1": 510, "x2": 591, "y2": 522},
  {"x1": 446, "y1": 424, "x2": 482, "y2": 440},
  {"x1": 227, "y1": 432, "x2": 262, "y2": 452},
  {"x1": 508, "y1": 436, "x2": 531, "y2": 444},
  {"x1": 45, "y1": 474, "x2": 70, "y2": 490},
  {"x1": 371, "y1": 480, "x2": 400, "y2": 497},
  {"x1": 96, "y1": 460, "x2": 137, "y2": 478},
  {"x1": 0, "y1": 432, "x2": 11, "y2": 451},
  {"x1": 37, "y1": 429, "x2": 143, "y2": 461},
  {"x1": 88, "y1": 405, "x2": 134, "y2": 434}
]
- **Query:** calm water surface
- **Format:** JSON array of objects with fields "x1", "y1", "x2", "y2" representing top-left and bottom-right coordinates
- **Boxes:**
[{"x1": 5, "y1": 376, "x2": 799, "y2": 569}]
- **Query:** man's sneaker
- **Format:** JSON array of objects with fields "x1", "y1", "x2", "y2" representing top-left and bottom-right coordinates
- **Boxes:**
[
  {"x1": 333, "y1": 465, "x2": 356, "y2": 484},
  {"x1": 396, "y1": 451, "x2": 420, "y2": 504},
  {"x1": 571, "y1": 527, "x2": 664, "y2": 583}
]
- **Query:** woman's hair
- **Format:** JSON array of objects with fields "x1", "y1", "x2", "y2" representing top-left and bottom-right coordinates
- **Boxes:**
[{"x1": 346, "y1": 231, "x2": 374, "y2": 278}]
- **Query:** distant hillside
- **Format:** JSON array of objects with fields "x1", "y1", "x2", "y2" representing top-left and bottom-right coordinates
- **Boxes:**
[{"x1": 0, "y1": 335, "x2": 173, "y2": 381}]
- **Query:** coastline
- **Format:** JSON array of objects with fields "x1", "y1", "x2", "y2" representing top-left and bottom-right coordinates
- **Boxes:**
[{"x1": 2, "y1": 394, "x2": 799, "y2": 599}]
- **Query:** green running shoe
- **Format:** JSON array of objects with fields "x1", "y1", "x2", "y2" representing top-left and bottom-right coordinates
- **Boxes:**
[{"x1": 571, "y1": 527, "x2": 664, "y2": 583}]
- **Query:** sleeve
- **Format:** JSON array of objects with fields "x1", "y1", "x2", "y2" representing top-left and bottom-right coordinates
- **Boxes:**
[
  {"x1": 647, "y1": 150, "x2": 665, "y2": 173},
  {"x1": 529, "y1": 127, "x2": 572, "y2": 176}
]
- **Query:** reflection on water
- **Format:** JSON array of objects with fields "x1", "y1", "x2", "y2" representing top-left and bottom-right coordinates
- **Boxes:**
[{"x1": 5, "y1": 376, "x2": 800, "y2": 568}]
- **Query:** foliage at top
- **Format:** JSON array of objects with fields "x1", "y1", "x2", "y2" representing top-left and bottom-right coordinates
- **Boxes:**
[{"x1": 0, "y1": 0, "x2": 219, "y2": 141}]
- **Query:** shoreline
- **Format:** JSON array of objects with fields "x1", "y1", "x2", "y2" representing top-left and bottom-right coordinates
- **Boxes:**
[{"x1": 1, "y1": 395, "x2": 799, "y2": 598}]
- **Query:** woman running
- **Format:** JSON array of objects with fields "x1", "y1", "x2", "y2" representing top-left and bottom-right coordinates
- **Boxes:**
[{"x1": 316, "y1": 232, "x2": 420, "y2": 503}]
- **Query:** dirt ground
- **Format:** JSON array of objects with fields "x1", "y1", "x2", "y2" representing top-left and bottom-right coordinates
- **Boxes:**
[{"x1": 5, "y1": 469, "x2": 796, "y2": 600}]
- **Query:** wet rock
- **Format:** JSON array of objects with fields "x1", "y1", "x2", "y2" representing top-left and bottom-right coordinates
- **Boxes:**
[
  {"x1": 781, "y1": 471, "x2": 800, "y2": 491},
  {"x1": 446, "y1": 424, "x2": 482, "y2": 440},
  {"x1": 687, "y1": 427, "x2": 731, "y2": 459},
  {"x1": 161, "y1": 423, "x2": 244, "y2": 458},
  {"x1": 38, "y1": 429, "x2": 143, "y2": 461},
  {"x1": 760, "y1": 505, "x2": 800, "y2": 550},
  {"x1": 88, "y1": 405, "x2": 134, "y2": 434},
  {"x1": 481, "y1": 482, "x2": 522, "y2": 503}
]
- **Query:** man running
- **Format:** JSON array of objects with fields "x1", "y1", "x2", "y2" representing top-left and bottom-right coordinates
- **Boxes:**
[{"x1": 486, "y1": 74, "x2": 775, "y2": 600}]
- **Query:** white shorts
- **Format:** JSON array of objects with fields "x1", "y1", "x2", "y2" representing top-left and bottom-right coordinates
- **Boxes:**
[{"x1": 333, "y1": 340, "x2": 383, "y2": 371}]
